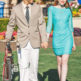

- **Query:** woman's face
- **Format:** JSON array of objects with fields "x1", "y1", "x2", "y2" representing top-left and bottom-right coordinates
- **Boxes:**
[{"x1": 58, "y1": 0, "x2": 67, "y2": 5}]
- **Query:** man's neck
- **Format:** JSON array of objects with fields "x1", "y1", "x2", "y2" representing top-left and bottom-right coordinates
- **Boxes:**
[{"x1": 23, "y1": 1, "x2": 29, "y2": 5}]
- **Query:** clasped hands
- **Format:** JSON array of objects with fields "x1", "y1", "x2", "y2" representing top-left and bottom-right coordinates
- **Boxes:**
[
  {"x1": 41, "y1": 42, "x2": 48, "y2": 49},
  {"x1": 4, "y1": 39, "x2": 48, "y2": 48}
]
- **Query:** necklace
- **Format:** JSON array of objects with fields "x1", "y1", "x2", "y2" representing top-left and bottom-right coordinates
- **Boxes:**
[
  {"x1": 60, "y1": 4, "x2": 65, "y2": 8},
  {"x1": 58, "y1": 3, "x2": 65, "y2": 8}
]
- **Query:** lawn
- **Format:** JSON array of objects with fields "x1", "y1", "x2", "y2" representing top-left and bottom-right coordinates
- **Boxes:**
[{"x1": 0, "y1": 46, "x2": 81, "y2": 81}]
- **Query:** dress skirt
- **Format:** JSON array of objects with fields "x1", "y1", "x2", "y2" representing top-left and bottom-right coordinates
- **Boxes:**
[{"x1": 52, "y1": 32, "x2": 73, "y2": 56}]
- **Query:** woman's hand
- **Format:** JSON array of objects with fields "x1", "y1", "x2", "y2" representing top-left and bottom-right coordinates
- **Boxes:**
[
  {"x1": 72, "y1": 42, "x2": 76, "y2": 51},
  {"x1": 72, "y1": 33, "x2": 76, "y2": 51},
  {"x1": 41, "y1": 42, "x2": 48, "y2": 49}
]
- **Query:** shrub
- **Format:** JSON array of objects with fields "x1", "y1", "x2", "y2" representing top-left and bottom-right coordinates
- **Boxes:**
[
  {"x1": 0, "y1": 18, "x2": 9, "y2": 32},
  {"x1": 0, "y1": 18, "x2": 17, "y2": 32}
]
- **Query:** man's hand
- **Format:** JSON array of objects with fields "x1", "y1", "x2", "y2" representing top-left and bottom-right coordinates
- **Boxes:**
[{"x1": 41, "y1": 42, "x2": 48, "y2": 49}]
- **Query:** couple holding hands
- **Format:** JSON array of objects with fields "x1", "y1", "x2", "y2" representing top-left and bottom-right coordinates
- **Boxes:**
[{"x1": 5, "y1": 0, "x2": 76, "y2": 81}]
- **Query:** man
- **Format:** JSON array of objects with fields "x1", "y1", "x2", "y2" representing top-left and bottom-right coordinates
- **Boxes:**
[{"x1": 5, "y1": 0, "x2": 48, "y2": 81}]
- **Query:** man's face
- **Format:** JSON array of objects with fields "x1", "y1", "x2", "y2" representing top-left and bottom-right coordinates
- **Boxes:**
[
  {"x1": 29, "y1": 0, "x2": 33, "y2": 3},
  {"x1": 23, "y1": 0, "x2": 33, "y2": 4}
]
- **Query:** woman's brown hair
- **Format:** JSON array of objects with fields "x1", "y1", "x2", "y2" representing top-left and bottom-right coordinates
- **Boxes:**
[{"x1": 53, "y1": 0, "x2": 70, "y2": 8}]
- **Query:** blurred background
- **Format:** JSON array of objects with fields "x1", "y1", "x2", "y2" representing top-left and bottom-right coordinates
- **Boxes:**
[{"x1": 0, "y1": 0, "x2": 81, "y2": 81}]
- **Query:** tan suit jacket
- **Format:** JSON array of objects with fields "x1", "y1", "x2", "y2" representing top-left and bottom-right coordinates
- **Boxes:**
[{"x1": 6, "y1": 2, "x2": 47, "y2": 48}]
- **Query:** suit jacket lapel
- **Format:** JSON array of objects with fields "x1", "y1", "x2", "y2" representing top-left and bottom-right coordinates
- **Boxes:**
[
  {"x1": 18, "y1": 2, "x2": 36, "y2": 25},
  {"x1": 19, "y1": 2, "x2": 28, "y2": 25},
  {"x1": 30, "y1": 3, "x2": 35, "y2": 23}
]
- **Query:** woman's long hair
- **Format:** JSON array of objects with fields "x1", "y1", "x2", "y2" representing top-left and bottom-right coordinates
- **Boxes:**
[{"x1": 53, "y1": 0, "x2": 70, "y2": 8}]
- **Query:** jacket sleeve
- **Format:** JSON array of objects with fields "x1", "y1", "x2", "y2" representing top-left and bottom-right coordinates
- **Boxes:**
[
  {"x1": 38, "y1": 6, "x2": 47, "y2": 42},
  {"x1": 5, "y1": 7, "x2": 16, "y2": 40}
]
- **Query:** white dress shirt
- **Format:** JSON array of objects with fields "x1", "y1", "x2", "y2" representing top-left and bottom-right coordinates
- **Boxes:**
[{"x1": 22, "y1": 1, "x2": 31, "y2": 17}]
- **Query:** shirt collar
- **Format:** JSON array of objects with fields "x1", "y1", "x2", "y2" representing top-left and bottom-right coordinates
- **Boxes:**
[{"x1": 22, "y1": 1, "x2": 31, "y2": 9}]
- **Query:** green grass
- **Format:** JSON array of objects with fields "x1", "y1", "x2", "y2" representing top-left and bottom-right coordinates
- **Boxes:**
[{"x1": 0, "y1": 46, "x2": 81, "y2": 81}]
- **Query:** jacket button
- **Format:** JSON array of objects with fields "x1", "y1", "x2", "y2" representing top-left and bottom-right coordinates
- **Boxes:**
[{"x1": 28, "y1": 33, "x2": 30, "y2": 35}]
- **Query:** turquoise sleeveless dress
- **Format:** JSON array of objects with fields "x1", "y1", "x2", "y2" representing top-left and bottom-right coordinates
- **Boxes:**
[{"x1": 46, "y1": 6, "x2": 74, "y2": 56}]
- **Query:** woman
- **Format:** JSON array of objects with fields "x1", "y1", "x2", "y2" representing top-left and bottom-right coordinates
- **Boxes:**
[{"x1": 46, "y1": 0, "x2": 76, "y2": 81}]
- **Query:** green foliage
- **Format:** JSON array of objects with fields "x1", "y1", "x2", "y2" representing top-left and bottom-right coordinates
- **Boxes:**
[
  {"x1": 72, "y1": 7, "x2": 79, "y2": 12},
  {"x1": 45, "y1": 17, "x2": 48, "y2": 23},
  {"x1": 0, "y1": 18, "x2": 17, "y2": 32},
  {"x1": 0, "y1": 18, "x2": 9, "y2": 32},
  {"x1": 78, "y1": 5, "x2": 81, "y2": 9},
  {"x1": 72, "y1": 5, "x2": 81, "y2": 12}
]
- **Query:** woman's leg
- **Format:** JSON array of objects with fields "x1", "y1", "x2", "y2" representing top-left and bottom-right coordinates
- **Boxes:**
[
  {"x1": 57, "y1": 56, "x2": 62, "y2": 80},
  {"x1": 61, "y1": 54, "x2": 69, "y2": 81}
]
